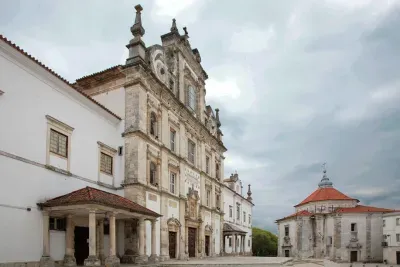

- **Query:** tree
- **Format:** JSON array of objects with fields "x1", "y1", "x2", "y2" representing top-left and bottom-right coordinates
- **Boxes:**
[{"x1": 252, "y1": 227, "x2": 278, "y2": 256}]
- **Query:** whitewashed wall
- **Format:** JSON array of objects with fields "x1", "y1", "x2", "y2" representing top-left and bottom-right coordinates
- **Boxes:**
[
  {"x1": 145, "y1": 192, "x2": 161, "y2": 256},
  {"x1": 92, "y1": 87, "x2": 125, "y2": 119},
  {"x1": 0, "y1": 40, "x2": 125, "y2": 263}
]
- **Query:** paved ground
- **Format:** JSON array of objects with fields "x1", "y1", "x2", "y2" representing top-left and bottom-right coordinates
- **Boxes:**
[{"x1": 159, "y1": 256, "x2": 292, "y2": 266}]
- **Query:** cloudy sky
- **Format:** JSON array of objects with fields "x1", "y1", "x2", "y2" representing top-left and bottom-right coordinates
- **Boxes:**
[{"x1": 2, "y1": 0, "x2": 400, "y2": 232}]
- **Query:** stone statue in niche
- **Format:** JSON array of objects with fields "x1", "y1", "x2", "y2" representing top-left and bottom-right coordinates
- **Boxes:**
[
  {"x1": 165, "y1": 48, "x2": 175, "y2": 73},
  {"x1": 186, "y1": 185, "x2": 199, "y2": 219}
]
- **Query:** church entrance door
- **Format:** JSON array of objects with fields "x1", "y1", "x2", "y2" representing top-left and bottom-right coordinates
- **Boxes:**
[
  {"x1": 169, "y1": 231, "x2": 177, "y2": 259},
  {"x1": 205, "y1": 235, "x2": 210, "y2": 256},
  {"x1": 188, "y1": 227, "x2": 196, "y2": 257},
  {"x1": 396, "y1": 251, "x2": 400, "y2": 264},
  {"x1": 350, "y1": 251, "x2": 358, "y2": 262},
  {"x1": 284, "y1": 250, "x2": 290, "y2": 257}
]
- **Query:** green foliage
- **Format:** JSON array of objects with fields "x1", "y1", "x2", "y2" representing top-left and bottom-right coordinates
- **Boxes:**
[{"x1": 251, "y1": 227, "x2": 278, "y2": 256}]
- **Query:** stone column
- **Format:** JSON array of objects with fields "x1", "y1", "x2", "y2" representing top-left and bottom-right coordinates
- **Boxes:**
[
  {"x1": 149, "y1": 219, "x2": 159, "y2": 263},
  {"x1": 84, "y1": 210, "x2": 100, "y2": 266},
  {"x1": 199, "y1": 223, "x2": 204, "y2": 257},
  {"x1": 222, "y1": 235, "x2": 225, "y2": 255},
  {"x1": 98, "y1": 219, "x2": 105, "y2": 264},
  {"x1": 232, "y1": 234, "x2": 236, "y2": 255},
  {"x1": 40, "y1": 211, "x2": 54, "y2": 267},
  {"x1": 63, "y1": 215, "x2": 76, "y2": 266},
  {"x1": 136, "y1": 217, "x2": 148, "y2": 264},
  {"x1": 105, "y1": 213, "x2": 120, "y2": 267}
]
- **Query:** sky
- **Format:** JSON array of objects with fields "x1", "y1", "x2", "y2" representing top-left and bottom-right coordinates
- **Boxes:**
[{"x1": 1, "y1": 0, "x2": 400, "y2": 233}]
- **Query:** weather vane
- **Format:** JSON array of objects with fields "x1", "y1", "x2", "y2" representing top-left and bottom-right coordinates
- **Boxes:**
[{"x1": 322, "y1": 162, "x2": 327, "y2": 173}]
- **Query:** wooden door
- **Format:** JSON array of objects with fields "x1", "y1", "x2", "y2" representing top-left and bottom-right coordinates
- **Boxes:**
[
  {"x1": 169, "y1": 231, "x2": 177, "y2": 259},
  {"x1": 188, "y1": 227, "x2": 196, "y2": 258},
  {"x1": 284, "y1": 250, "x2": 290, "y2": 257},
  {"x1": 350, "y1": 251, "x2": 358, "y2": 262},
  {"x1": 74, "y1": 227, "x2": 89, "y2": 265},
  {"x1": 397, "y1": 251, "x2": 400, "y2": 264},
  {"x1": 205, "y1": 235, "x2": 210, "y2": 256}
]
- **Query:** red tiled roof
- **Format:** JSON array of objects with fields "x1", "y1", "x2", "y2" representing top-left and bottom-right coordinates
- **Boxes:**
[
  {"x1": 335, "y1": 205, "x2": 396, "y2": 214},
  {"x1": 38, "y1": 187, "x2": 161, "y2": 217},
  {"x1": 276, "y1": 210, "x2": 312, "y2": 222},
  {"x1": 75, "y1": 65, "x2": 123, "y2": 82},
  {"x1": 295, "y1": 187, "x2": 358, "y2": 207},
  {"x1": 0, "y1": 35, "x2": 121, "y2": 120}
]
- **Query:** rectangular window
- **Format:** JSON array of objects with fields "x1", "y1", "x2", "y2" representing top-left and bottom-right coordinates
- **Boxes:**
[
  {"x1": 285, "y1": 225, "x2": 289, "y2": 237},
  {"x1": 216, "y1": 194, "x2": 220, "y2": 209},
  {"x1": 188, "y1": 140, "x2": 195, "y2": 164},
  {"x1": 351, "y1": 223, "x2": 357, "y2": 232},
  {"x1": 228, "y1": 237, "x2": 232, "y2": 247},
  {"x1": 397, "y1": 218, "x2": 400, "y2": 226},
  {"x1": 50, "y1": 129, "x2": 68, "y2": 158},
  {"x1": 244, "y1": 212, "x2": 246, "y2": 222},
  {"x1": 397, "y1": 234, "x2": 400, "y2": 242},
  {"x1": 170, "y1": 129, "x2": 176, "y2": 152},
  {"x1": 248, "y1": 239, "x2": 250, "y2": 246},
  {"x1": 328, "y1": 236, "x2": 333, "y2": 245},
  {"x1": 236, "y1": 204, "x2": 240, "y2": 220},
  {"x1": 216, "y1": 162, "x2": 220, "y2": 179},
  {"x1": 100, "y1": 152, "x2": 113, "y2": 175},
  {"x1": 249, "y1": 215, "x2": 251, "y2": 224},
  {"x1": 206, "y1": 156, "x2": 210, "y2": 174},
  {"x1": 170, "y1": 172, "x2": 176, "y2": 194},
  {"x1": 229, "y1": 206, "x2": 233, "y2": 218},
  {"x1": 383, "y1": 219, "x2": 386, "y2": 227},
  {"x1": 206, "y1": 190, "x2": 211, "y2": 207},
  {"x1": 49, "y1": 217, "x2": 66, "y2": 231}
]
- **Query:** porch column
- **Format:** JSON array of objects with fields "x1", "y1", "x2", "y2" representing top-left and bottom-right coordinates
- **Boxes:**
[
  {"x1": 84, "y1": 209, "x2": 100, "y2": 266},
  {"x1": 232, "y1": 235, "x2": 236, "y2": 254},
  {"x1": 222, "y1": 235, "x2": 225, "y2": 254},
  {"x1": 63, "y1": 215, "x2": 76, "y2": 266},
  {"x1": 149, "y1": 219, "x2": 159, "y2": 263},
  {"x1": 98, "y1": 219, "x2": 105, "y2": 264},
  {"x1": 136, "y1": 217, "x2": 148, "y2": 264},
  {"x1": 39, "y1": 211, "x2": 54, "y2": 267},
  {"x1": 105, "y1": 212, "x2": 120, "y2": 267}
]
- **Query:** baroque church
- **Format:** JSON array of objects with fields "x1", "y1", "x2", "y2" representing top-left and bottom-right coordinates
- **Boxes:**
[
  {"x1": 0, "y1": 4, "x2": 253, "y2": 267},
  {"x1": 276, "y1": 165, "x2": 395, "y2": 263}
]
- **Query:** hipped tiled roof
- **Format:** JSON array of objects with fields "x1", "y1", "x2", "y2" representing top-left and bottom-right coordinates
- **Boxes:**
[
  {"x1": 335, "y1": 205, "x2": 396, "y2": 214},
  {"x1": 276, "y1": 210, "x2": 312, "y2": 222},
  {"x1": 0, "y1": 35, "x2": 121, "y2": 120},
  {"x1": 223, "y1": 222, "x2": 246, "y2": 233},
  {"x1": 295, "y1": 187, "x2": 358, "y2": 207},
  {"x1": 38, "y1": 187, "x2": 161, "y2": 217}
]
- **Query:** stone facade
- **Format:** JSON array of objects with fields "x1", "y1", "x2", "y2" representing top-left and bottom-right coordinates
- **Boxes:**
[{"x1": 382, "y1": 211, "x2": 400, "y2": 265}]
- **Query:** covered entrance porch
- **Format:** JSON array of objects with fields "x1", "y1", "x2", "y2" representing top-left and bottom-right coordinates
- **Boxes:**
[
  {"x1": 222, "y1": 223, "x2": 246, "y2": 256},
  {"x1": 37, "y1": 187, "x2": 161, "y2": 267}
]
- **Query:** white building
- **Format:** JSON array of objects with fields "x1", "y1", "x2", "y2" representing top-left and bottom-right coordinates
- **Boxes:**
[
  {"x1": 276, "y1": 166, "x2": 396, "y2": 263},
  {"x1": 222, "y1": 173, "x2": 254, "y2": 256},
  {"x1": 0, "y1": 5, "x2": 250, "y2": 267},
  {"x1": 382, "y1": 211, "x2": 400, "y2": 265}
]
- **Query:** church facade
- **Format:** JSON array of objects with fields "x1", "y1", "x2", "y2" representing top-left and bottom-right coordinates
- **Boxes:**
[
  {"x1": 0, "y1": 4, "x2": 254, "y2": 267},
  {"x1": 276, "y1": 167, "x2": 396, "y2": 263}
]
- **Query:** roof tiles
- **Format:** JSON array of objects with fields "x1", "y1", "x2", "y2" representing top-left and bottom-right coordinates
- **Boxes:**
[{"x1": 295, "y1": 187, "x2": 358, "y2": 207}]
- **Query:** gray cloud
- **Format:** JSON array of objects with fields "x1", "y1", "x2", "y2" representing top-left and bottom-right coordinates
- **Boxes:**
[{"x1": 2, "y1": 0, "x2": 400, "y2": 233}]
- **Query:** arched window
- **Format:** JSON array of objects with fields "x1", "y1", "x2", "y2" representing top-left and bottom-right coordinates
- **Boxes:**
[
  {"x1": 150, "y1": 162, "x2": 157, "y2": 185},
  {"x1": 188, "y1": 86, "x2": 196, "y2": 111},
  {"x1": 150, "y1": 112, "x2": 157, "y2": 137}
]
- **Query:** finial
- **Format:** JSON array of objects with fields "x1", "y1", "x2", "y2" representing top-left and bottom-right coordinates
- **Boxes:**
[
  {"x1": 318, "y1": 162, "x2": 333, "y2": 188},
  {"x1": 183, "y1": 27, "x2": 189, "y2": 36},
  {"x1": 215, "y1": 108, "x2": 221, "y2": 127},
  {"x1": 171, "y1": 18, "x2": 178, "y2": 33},
  {"x1": 247, "y1": 184, "x2": 253, "y2": 202},
  {"x1": 131, "y1": 4, "x2": 145, "y2": 38}
]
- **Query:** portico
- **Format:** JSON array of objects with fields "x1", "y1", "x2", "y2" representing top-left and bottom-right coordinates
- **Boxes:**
[
  {"x1": 222, "y1": 223, "x2": 247, "y2": 256},
  {"x1": 37, "y1": 187, "x2": 161, "y2": 267}
]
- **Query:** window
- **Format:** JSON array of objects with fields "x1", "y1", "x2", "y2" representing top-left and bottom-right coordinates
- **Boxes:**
[
  {"x1": 49, "y1": 217, "x2": 66, "y2": 231},
  {"x1": 206, "y1": 156, "x2": 210, "y2": 174},
  {"x1": 104, "y1": 224, "x2": 110, "y2": 235},
  {"x1": 150, "y1": 112, "x2": 157, "y2": 137},
  {"x1": 229, "y1": 206, "x2": 233, "y2": 218},
  {"x1": 328, "y1": 236, "x2": 333, "y2": 245},
  {"x1": 188, "y1": 86, "x2": 196, "y2": 111},
  {"x1": 188, "y1": 140, "x2": 195, "y2": 164},
  {"x1": 236, "y1": 204, "x2": 240, "y2": 220},
  {"x1": 383, "y1": 219, "x2": 386, "y2": 227},
  {"x1": 397, "y1": 234, "x2": 400, "y2": 242},
  {"x1": 150, "y1": 162, "x2": 157, "y2": 186},
  {"x1": 397, "y1": 218, "x2": 400, "y2": 226},
  {"x1": 170, "y1": 172, "x2": 176, "y2": 194},
  {"x1": 206, "y1": 190, "x2": 211, "y2": 207},
  {"x1": 351, "y1": 223, "x2": 357, "y2": 232},
  {"x1": 248, "y1": 239, "x2": 251, "y2": 246},
  {"x1": 170, "y1": 129, "x2": 176, "y2": 152},
  {"x1": 249, "y1": 215, "x2": 251, "y2": 224},
  {"x1": 100, "y1": 152, "x2": 113, "y2": 175},
  {"x1": 284, "y1": 225, "x2": 289, "y2": 237},
  {"x1": 216, "y1": 162, "x2": 220, "y2": 179},
  {"x1": 244, "y1": 212, "x2": 246, "y2": 222},
  {"x1": 50, "y1": 129, "x2": 68, "y2": 158},
  {"x1": 228, "y1": 237, "x2": 232, "y2": 247},
  {"x1": 216, "y1": 194, "x2": 220, "y2": 209}
]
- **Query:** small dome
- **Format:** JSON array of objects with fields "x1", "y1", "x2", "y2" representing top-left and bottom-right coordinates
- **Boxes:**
[{"x1": 318, "y1": 170, "x2": 333, "y2": 188}]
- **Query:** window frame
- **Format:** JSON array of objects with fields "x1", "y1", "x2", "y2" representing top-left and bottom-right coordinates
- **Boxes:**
[
  {"x1": 397, "y1": 233, "x2": 400, "y2": 242},
  {"x1": 170, "y1": 128, "x2": 176, "y2": 152},
  {"x1": 100, "y1": 152, "x2": 113, "y2": 175},
  {"x1": 170, "y1": 171, "x2": 176, "y2": 194},
  {"x1": 97, "y1": 141, "x2": 117, "y2": 182},
  {"x1": 351, "y1": 223, "x2": 357, "y2": 232},
  {"x1": 206, "y1": 189, "x2": 211, "y2": 207},
  {"x1": 284, "y1": 225, "x2": 290, "y2": 237},
  {"x1": 188, "y1": 139, "x2": 196, "y2": 164},
  {"x1": 46, "y1": 115, "x2": 74, "y2": 171},
  {"x1": 149, "y1": 161, "x2": 158, "y2": 186},
  {"x1": 49, "y1": 217, "x2": 66, "y2": 231},
  {"x1": 236, "y1": 204, "x2": 240, "y2": 220},
  {"x1": 229, "y1": 205, "x2": 233, "y2": 218},
  {"x1": 396, "y1": 218, "x2": 400, "y2": 226},
  {"x1": 49, "y1": 129, "x2": 68, "y2": 158},
  {"x1": 205, "y1": 155, "x2": 210, "y2": 174},
  {"x1": 150, "y1": 112, "x2": 158, "y2": 138},
  {"x1": 243, "y1": 211, "x2": 246, "y2": 222},
  {"x1": 215, "y1": 161, "x2": 220, "y2": 179},
  {"x1": 188, "y1": 85, "x2": 197, "y2": 111}
]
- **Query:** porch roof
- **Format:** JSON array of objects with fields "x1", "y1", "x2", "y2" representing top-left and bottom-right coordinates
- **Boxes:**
[
  {"x1": 37, "y1": 186, "x2": 161, "y2": 217},
  {"x1": 223, "y1": 222, "x2": 246, "y2": 235}
]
